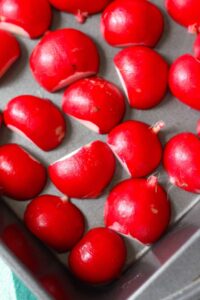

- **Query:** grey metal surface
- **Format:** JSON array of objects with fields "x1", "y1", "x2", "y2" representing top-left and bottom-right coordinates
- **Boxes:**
[{"x1": 0, "y1": 1, "x2": 200, "y2": 299}]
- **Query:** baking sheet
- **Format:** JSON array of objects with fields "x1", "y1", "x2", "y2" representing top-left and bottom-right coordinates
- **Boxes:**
[{"x1": 0, "y1": 0, "x2": 199, "y2": 271}]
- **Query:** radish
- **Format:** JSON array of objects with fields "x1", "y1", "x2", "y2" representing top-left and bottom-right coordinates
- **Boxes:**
[
  {"x1": 104, "y1": 177, "x2": 171, "y2": 244},
  {"x1": 0, "y1": 144, "x2": 47, "y2": 200},
  {"x1": 68, "y1": 227, "x2": 126, "y2": 284},
  {"x1": 4, "y1": 95, "x2": 66, "y2": 151},
  {"x1": 24, "y1": 195, "x2": 85, "y2": 253},
  {"x1": 2, "y1": 224, "x2": 40, "y2": 274},
  {"x1": 49, "y1": 140, "x2": 115, "y2": 199},
  {"x1": 193, "y1": 34, "x2": 200, "y2": 61},
  {"x1": 107, "y1": 120, "x2": 164, "y2": 177},
  {"x1": 101, "y1": 0, "x2": 164, "y2": 47},
  {"x1": 0, "y1": 30, "x2": 20, "y2": 78},
  {"x1": 165, "y1": 0, "x2": 200, "y2": 33},
  {"x1": 114, "y1": 46, "x2": 168, "y2": 109},
  {"x1": 48, "y1": 0, "x2": 113, "y2": 24},
  {"x1": 196, "y1": 120, "x2": 200, "y2": 136},
  {"x1": 62, "y1": 77, "x2": 125, "y2": 134},
  {"x1": 30, "y1": 28, "x2": 100, "y2": 92},
  {"x1": 0, "y1": 0, "x2": 52, "y2": 39},
  {"x1": 164, "y1": 132, "x2": 200, "y2": 193},
  {"x1": 40, "y1": 274, "x2": 67, "y2": 300},
  {"x1": 169, "y1": 54, "x2": 200, "y2": 110}
]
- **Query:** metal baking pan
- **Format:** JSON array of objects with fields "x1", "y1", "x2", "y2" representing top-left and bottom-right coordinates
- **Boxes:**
[{"x1": 0, "y1": 1, "x2": 200, "y2": 299}]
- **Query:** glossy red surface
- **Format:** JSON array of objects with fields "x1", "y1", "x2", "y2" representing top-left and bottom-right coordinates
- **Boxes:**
[
  {"x1": 24, "y1": 195, "x2": 85, "y2": 252},
  {"x1": 4, "y1": 95, "x2": 66, "y2": 151},
  {"x1": 107, "y1": 120, "x2": 163, "y2": 177},
  {"x1": 68, "y1": 227, "x2": 126, "y2": 284},
  {"x1": 163, "y1": 133, "x2": 200, "y2": 193},
  {"x1": 169, "y1": 54, "x2": 200, "y2": 110},
  {"x1": 0, "y1": 30, "x2": 20, "y2": 77},
  {"x1": 114, "y1": 46, "x2": 168, "y2": 109},
  {"x1": 0, "y1": 0, "x2": 52, "y2": 38},
  {"x1": 49, "y1": 141, "x2": 116, "y2": 198},
  {"x1": 165, "y1": 0, "x2": 200, "y2": 30},
  {"x1": 104, "y1": 177, "x2": 171, "y2": 244},
  {"x1": 62, "y1": 77, "x2": 125, "y2": 134},
  {"x1": 0, "y1": 144, "x2": 47, "y2": 200},
  {"x1": 30, "y1": 29, "x2": 100, "y2": 92},
  {"x1": 101, "y1": 0, "x2": 164, "y2": 47}
]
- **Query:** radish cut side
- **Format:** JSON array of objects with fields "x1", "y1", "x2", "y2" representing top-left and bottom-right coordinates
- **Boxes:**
[
  {"x1": 115, "y1": 67, "x2": 129, "y2": 100},
  {"x1": 0, "y1": 22, "x2": 30, "y2": 38},
  {"x1": 52, "y1": 71, "x2": 96, "y2": 92}
]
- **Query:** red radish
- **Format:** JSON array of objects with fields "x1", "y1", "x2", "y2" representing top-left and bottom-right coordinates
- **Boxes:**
[
  {"x1": 0, "y1": 0, "x2": 52, "y2": 38},
  {"x1": 0, "y1": 144, "x2": 46, "y2": 200},
  {"x1": 101, "y1": 0, "x2": 164, "y2": 48},
  {"x1": 24, "y1": 195, "x2": 85, "y2": 252},
  {"x1": 68, "y1": 227, "x2": 126, "y2": 284},
  {"x1": 4, "y1": 95, "x2": 66, "y2": 151},
  {"x1": 62, "y1": 77, "x2": 125, "y2": 134},
  {"x1": 114, "y1": 46, "x2": 168, "y2": 109},
  {"x1": 196, "y1": 120, "x2": 200, "y2": 136},
  {"x1": 104, "y1": 177, "x2": 170, "y2": 244},
  {"x1": 169, "y1": 54, "x2": 200, "y2": 110},
  {"x1": 40, "y1": 274, "x2": 69, "y2": 300},
  {"x1": 193, "y1": 34, "x2": 200, "y2": 61},
  {"x1": 49, "y1": 140, "x2": 115, "y2": 199},
  {"x1": 107, "y1": 120, "x2": 164, "y2": 177},
  {"x1": 164, "y1": 132, "x2": 200, "y2": 193},
  {"x1": 2, "y1": 224, "x2": 40, "y2": 274},
  {"x1": 30, "y1": 28, "x2": 100, "y2": 92},
  {"x1": 165, "y1": 0, "x2": 200, "y2": 33},
  {"x1": 0, "y1": 30, "x2": 20, "y2": 78},
  {"x1": 48, "y1": 0, "x2": 112, "y2": 23}
]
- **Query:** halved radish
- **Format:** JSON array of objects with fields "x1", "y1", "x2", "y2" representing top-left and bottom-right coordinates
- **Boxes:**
[
  {"x1": 68, "y1": 227, "x2": 126, "y2": 284},
  {"x1": 48, "y1": 0, "x2": 113, "y2": 23},
  {"x1": 107, "y1": 120, "x2": 164, "y2": 177},
  {"x1": 0, "y1": 29, "x2": 20, "y2": 78},
  {"x1": 0, "y1": 144, "x2": 47, "y2": 200},
  {"x1": 163, "y1": 132, "x2": 200, "y2": 193},
  {"x1": 104, "y1": 177, "x2": 171, "y2": 244},
  {"x1": 101, "y1": 0, "x2": 164, "y2": 47},
  {"x1": 62, "y1": 77, "x2": 125, "y2": 134},
  {"x1": 165, "y1": 0, "x2": 200, "y2": 33},
  {"x1": 169, "y1": 54, "x2": 200, "y2": 110},
  {"x1": 3, "y1": 95, "x2": 66, "y2": 151},
  {"x1": 114, "y1": 46, "x2": 168, "y2": 109},
  {"x1": 49, "y1": 141, "x2": 116, "y2": 198},
  {"x1": 30, "y1": 28, "x2": 100, "y2": 92},
  {"x1": 0, "y1": 0, "x2": 52, "y2": 39},
  {"x1": 24, "y1": 195, "x2": 85, "y2": 252}
]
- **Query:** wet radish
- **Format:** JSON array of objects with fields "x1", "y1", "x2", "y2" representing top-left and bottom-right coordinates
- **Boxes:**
[
  {"x1": 104, "y1": 177, "x2": 171, "y2": 244},
  {"x1": 114, "y1": 46, "x2": 168, "y2": 109},
  {"x1": 0, "y1": 144, "x2": 46, "y2": 200},
  {"x1": 101, "y1": 0, "x2": 164, "y2": 47},
  {"x1": 107, "y1": 120, "x2": 164, "y2": 177},
  {"x1": 169, "y1": 54, "x2": 200, "y2": 110},
  {"x1": 30, "y1": 28, "x2": 100, "y2": 92},
  {"x1": 24, "y1": 195, "x2": 85, "y2": 252},
  {"x1": 4, "y1": 95, "x2": 66, "y2": 151},
  {"x1": 62, "y1": 77, "x2": 125, "y2": 134},
  {"x1": 68, "y1": 227, "x2": 126, "y2": 284},
  {"x1": 0, "y1": 30, "x2": 20, "y2": 78},
  {"x1": 49, "y1": 141, "x2": 116, "y2": 199},
  {"x1": 165, "y1": 0, "x2": 200, "y2": 33},
  {"x1": 0, "y1": 0, "x2": 52, "y2": 38},
  {"x1": 164, "y1": 132, "x2": 200, "y2": 193}
]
